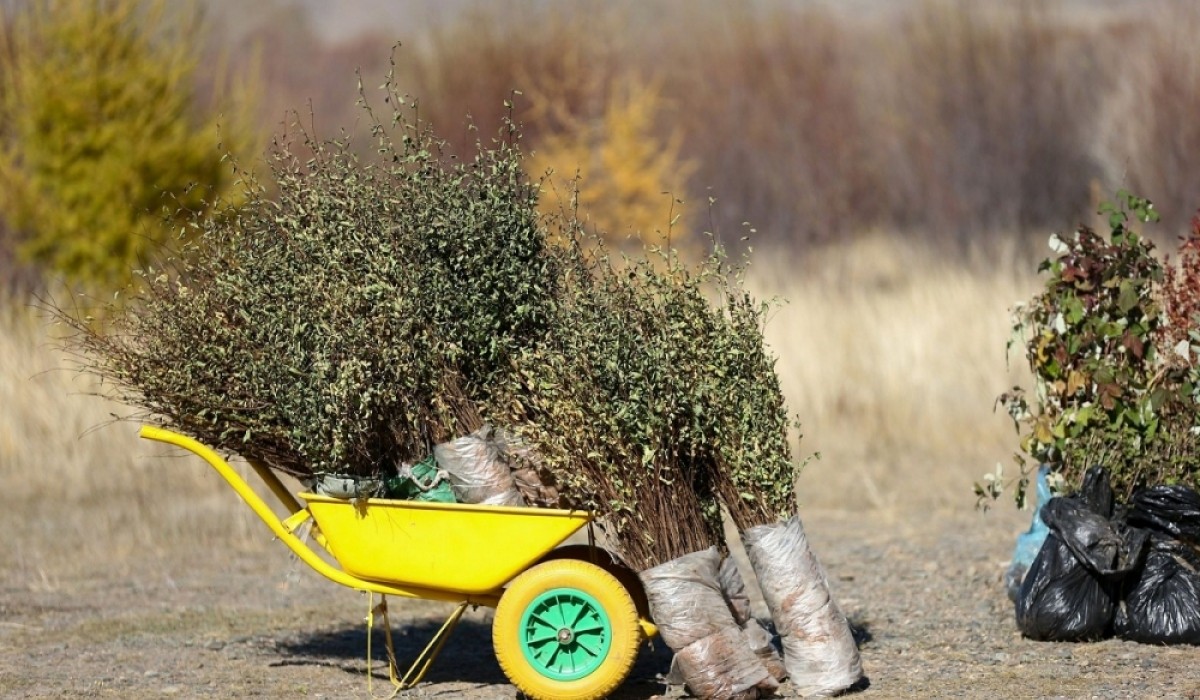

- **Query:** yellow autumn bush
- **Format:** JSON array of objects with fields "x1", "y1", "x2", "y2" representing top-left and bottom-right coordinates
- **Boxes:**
[{"x1": 527, "y1": 72, "x2": 698, "y2": 257}]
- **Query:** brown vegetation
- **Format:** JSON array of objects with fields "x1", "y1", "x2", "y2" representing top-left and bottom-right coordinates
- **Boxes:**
[
  {"x1": 5, "y1": 0, "x2": 1200, "y2": 282},
  {"x1": 286, "y1": 0, "x2": 1200, "y2": 250}
]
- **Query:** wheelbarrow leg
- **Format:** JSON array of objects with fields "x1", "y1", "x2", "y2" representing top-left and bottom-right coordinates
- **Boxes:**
[{"x1": 367, "y1": 595, "x2": 469, "y2": 693}]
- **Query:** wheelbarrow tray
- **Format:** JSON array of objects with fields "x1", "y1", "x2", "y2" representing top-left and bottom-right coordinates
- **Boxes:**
[{"x1": 302, "y1": 493, "x2": 592, "y2": 595}]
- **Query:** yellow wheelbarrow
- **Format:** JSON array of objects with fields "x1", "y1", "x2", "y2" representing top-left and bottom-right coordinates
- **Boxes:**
[{"x1": 141, "y1": 425, "x2": 656, "y2": 700}]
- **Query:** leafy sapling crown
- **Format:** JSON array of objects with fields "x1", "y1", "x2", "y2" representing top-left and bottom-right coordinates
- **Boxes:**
[
  {"x1": 60, "y1": 76, "x2": 559, "y2": 479},
  {"x1": 988, "y1": 191, "x2": 1200, "y2": 508},
  {"x1": 490, "y1": 227, "x2": 803, "y2": 567}
]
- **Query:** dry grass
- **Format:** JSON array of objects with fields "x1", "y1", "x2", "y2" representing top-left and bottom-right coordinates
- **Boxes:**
[
  {"x1": 0, "y1": 236, "x2": 1041, "y2": 585},
  {"x1": 0, "y1": 301, "x2": 286, "y2": 586},
  {"x1": 748, "y1": 235, "x2": 1038, "y2": 511}
]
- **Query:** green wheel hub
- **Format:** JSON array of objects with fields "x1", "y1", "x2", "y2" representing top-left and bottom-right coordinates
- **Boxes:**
[{"x1": 518, "y1": 586, "x2": 612, "y2": 681}]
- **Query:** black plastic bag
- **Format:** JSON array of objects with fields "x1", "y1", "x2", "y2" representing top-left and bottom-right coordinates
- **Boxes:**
[
  {"x1": 1075, "y1": 465, "x2": 1116, "y2": 519},
  {"x1": 1116, "y1": 534, "x2": 1200, "y2": 644},
  {"x1": 1015, "y1": 468, "x2": 1147, "y2": 642},
  {"x1": 1115, "y1": 484, "x2": 1200, "y2": 644},
  {"x1": 1127, "y1": 485, "x2": 1200, "y2": 545}
]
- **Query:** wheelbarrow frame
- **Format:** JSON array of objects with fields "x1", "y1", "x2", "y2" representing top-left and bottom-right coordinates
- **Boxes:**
[{"x1": 139, "y1": 425, "x2": 656, "y2": 693}]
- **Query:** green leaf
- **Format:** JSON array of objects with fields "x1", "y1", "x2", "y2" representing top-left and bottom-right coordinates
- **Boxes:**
[{"x1": 1117, "y1": 280, "x2": 1139, "y2": 314}]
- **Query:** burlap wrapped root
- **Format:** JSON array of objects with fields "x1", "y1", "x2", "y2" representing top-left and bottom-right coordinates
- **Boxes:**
[
  {"x1": 639, "y1": 547, "x2": 779, "y2": 699},
  {"x1": 719, "y1": 555, "x2": 787, "y2": 682},
  {"x1": 433, "y1": 425, "x2": 525, "y2": 506},
  {"x1": 743, "y1": 515, "x2": 863, "y2": 697}
]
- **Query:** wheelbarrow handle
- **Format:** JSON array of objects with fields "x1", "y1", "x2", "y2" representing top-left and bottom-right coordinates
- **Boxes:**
[
  {"x1": 139, "y1": 425, "x2": 494, "y2": 603},
  {"x1": 140, "y1": 424, "x2": 305, "y2": 521},
  {"x1": 246, "y1": 458, "x2": 304, "y2": 515}
]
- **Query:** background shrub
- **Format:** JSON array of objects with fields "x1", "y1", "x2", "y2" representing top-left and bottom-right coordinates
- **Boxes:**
[
  {"x1": 526, "y1": 75, "x2": 697, "y2": 256},
  {"x1": 995, "y1": 193, "x2": 1200, "y2": 505},
  {"x1": 0, "y1": 0, "x2": 258, "y2": 292}
]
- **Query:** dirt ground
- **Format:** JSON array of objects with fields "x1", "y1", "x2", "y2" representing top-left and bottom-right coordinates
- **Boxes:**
[{"x1": 5, "y1": 507, "x2": 1200, "y2": 699}]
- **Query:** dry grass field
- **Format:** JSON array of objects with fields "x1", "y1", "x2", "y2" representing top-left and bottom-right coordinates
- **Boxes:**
[
  {"x1": 0, "y1": 302, "x2": 276, "y2": 585},
  {"x1": 6, "y1": 2, "x2": 1198, "y2": 581},
  {"x1": 752, "y1": 235, "x2": 1038, "y2": 512},
  {"x1": 22, "y1": 243, "x2": 1200, "y2": 700}
]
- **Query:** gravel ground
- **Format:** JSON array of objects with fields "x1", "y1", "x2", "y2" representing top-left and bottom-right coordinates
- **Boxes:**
[{"x1": 4, "y1": 507, "x2": 1200, "y2": 699}]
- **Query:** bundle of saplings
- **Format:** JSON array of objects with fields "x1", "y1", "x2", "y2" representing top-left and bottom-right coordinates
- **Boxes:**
[
  {"x1": 492, "y1": 244, "x2": 775, "y2": 698},
  {"x1": 491, "y1": 239, "x2": 862, "y2": 698},
  {"x1": 62, "y1": 91, "x2": 559, "y2": 500},
  {"x1": 995, "y1": 192, "x2": 1200, "y2": 508},
  {"x1": 699, "y1": 288, "x2": 864, "y2": 697}
]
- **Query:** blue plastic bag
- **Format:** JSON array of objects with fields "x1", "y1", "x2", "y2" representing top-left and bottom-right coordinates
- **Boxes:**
[{"x1": 1005, "y1": 465, "x2": 1053, "y2": 601}]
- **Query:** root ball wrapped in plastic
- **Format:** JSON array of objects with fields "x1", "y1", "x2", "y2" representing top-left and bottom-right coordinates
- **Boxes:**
[
  {"x1": 1127, "y1": 484, "x2": 1200, "y2": 545},
  {"x1": 1117, "y1": 483, "x2": 1200, "y2": 644},
  {"x1": 640, "y1": 548, "x2": 741, "y2": 649},
  {"x1": 492, "y1": 427, "x2": 561, "y2": 507},
  {"x1": 719, "y1": 554, "x2": 787, "y2": 682},
  {"x1": 639, "y1": 547, "x2": 776, "y2": 699},
  {"x1": 743, "y1": 515, "x2": 863, "y2": 697},
  {"x1": 1015, "y1": 497, "x2": 1146, "y2": 641},
  {"x1": 674, "y1": 626, "x2": 778, "y2": 700},
  {"x1": 1015, "y1": 468, "x2": 1147, "y2": 642},
  {"x1": 718, "y1": 555, "x2": 755, "y2": 623},
  {"x1": 1116, "y1": 534, "x2": 1200, "y2": 644},
  {"x1": 433, "y1": 425, "x2": 525, "y2": 506}
]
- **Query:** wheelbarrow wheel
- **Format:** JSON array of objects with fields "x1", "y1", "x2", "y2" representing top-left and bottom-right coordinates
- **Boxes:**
[{"x1": 493, "y1": 559, "x2": 641, "y2": 700}]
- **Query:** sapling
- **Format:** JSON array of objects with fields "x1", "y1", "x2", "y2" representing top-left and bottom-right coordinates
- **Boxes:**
[{"x1": 58, "y1": 73, "x2": 558, "y2": 482}]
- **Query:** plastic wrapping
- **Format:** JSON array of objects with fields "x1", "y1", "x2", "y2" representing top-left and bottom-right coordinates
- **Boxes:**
[
  {"x1": 718, "y1": 555, "x2": 754, "y2": 623},
  {"x1": 743, "y1": 515, "x2": 863, "y2": 697},
  {"x1": 1014, "y1": 469, "x2": 1147, "y2": 642},
  {"x1": 640, "y1": 547, "x2": 774, "y2": 699},
  {"x1": 310, "y1": 474, "x2": 382, "y2": 499},
  {"x1": 1116, "y1": 534, "x2": 1200, "y2": 644},
  {"x1": 719, "y1": 555, "x2": 786, "y2": 682},
  {"x1": 1076, "y1": 465, "x2": 1116, "y2": 518},
  {"x1": 640, "y1": 548, "x2": 738, "y2": 649},
  {"x1": 493, "y1": 427, "x2": 561, "y2": 507},
  {"x1": 1116, "y1": 483, "x2": 1200, "y2": 644},
  {"x1": 433, "y1": 425, "x2": 525, "y2": 506},
  {"x1": 674, "y1": 626, "x2": 779, "y2": 700},
  {"x1": 1015, "y1": 526, "x2": 1115, "y2": 642},
  {"x1": 1127, "y1": 485, "x2": 1200, "y2": 545},
  {"x1": 662, "y1": 621, "x2": 784, "y2": 693},
  {"x1": 1006, "y1": 465, "x2": 1053, "y2": 602},
  {"x1": 742, "y1": 618, "x2": 787, "y2": 683}
]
